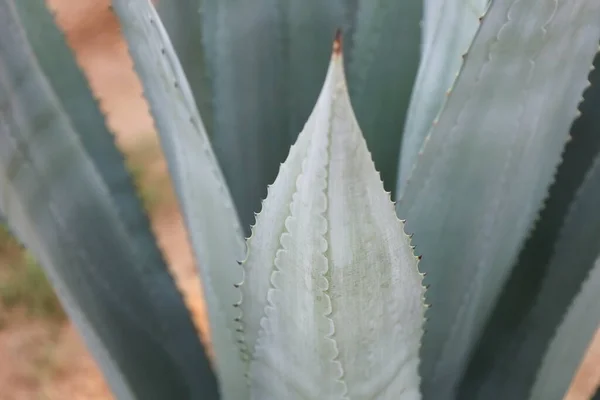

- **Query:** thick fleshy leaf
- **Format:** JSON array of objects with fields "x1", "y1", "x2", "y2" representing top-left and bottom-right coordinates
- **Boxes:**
[
  {"x1": 346, "y1": 0, "x2": 422, "y2": 196},
  {"x1": 395, "y1": 0, "x2": 600, "y2": 397},
  {"x1": 460, "y1": 48, "x2": 600, "y2": 398},
  {"x1": 397, "y1": 0, "x2": 489, "y2": 192},
  {"x1": 204, "y1": 0, "x2": 423, "y2": 233},
  {"x1": 15, "y1": 0, "x2": 164, "y2": 285},
  {"x1": 458, "y1": 151, "x2": 600, "y2": 398},
  {"x1": 110, "y1": 0, "x2": 248, "y2": 398},
  {"x1": 528, "y1": 256, "x2": 600, "y2": 400},
  {"x1": 242, "y1": 38, "x2": 426, "y2": 399},
  {"x1": 155, "y1": 0, "x2": 214, "y2": 136},
  {"x1": 0, "y1": 0, "x2": 217, "y2": 398},
  {"x1": 205, "y1": 0, "x2": 345, "y2": 235}
]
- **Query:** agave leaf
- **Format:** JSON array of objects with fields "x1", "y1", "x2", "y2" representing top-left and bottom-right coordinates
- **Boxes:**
[
  {"x1": 14, "y1": 0, "x2": 164, "y2": 287},
  {"x1": 155, "y1": 0, "x2": 214, "y2": 136},
  {"x1": 460, "y1": 48, "x2": 600, "y2": 398},
  {"x1": 204, "y1": 0, "x2": 423, "y2": 232},
  {"x1": 396, "y1": 0, "x2": 489, "y2": 192},
  {"x1": 528, "y1": 256, "x2": 600, "y2": 400},
  {"x1": 395, "y1": 0, "x2": 600, "y2": 397},
  {"x1": 110, "y1": 0, "x2": 248, "y2": 398},
  {"x1": 204, "y1": 0, "x2": 345, "y2": 235},
  {"x1": 345, "y1": 0, "x2": 422, "y2": 196},
  {"x1": 458, "y1": 151, "x2": 600, "y2": 398},
  {"x1": 0, "y1": 0, "x2": 217, "y2": 398},
  {"x1": 243, "y1": 37, "x2": 426, "y2": 399}
]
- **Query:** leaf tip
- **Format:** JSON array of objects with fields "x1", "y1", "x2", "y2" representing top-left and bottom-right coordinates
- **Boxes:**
[{"x1": 333, "y1": 29, "x2": 343, "y2": 56}]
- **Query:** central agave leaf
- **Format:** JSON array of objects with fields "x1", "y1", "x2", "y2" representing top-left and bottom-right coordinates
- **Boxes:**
[{"x1": 240, "y1": 35, "x2": 426, "y2": 400}]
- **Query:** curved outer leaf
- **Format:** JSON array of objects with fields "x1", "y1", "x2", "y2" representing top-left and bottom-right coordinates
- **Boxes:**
[
  {"x1": 397, "y1": 0, "x2": 489, "y2": 192},
  {"x1": 528, "y1": 256, "x2": 600, "y2": 400},
  {"x1": 460, "y1": 48, "x2": 600, "y2": 397},
  {"x1": 110, "y1": 0, "x2": 248, "y2": 398},
  {"x1": 346, "y1": 0, "x2": 422, "y2": 196},
  {"x1": 459, "y1": 151, "x2": 600, "y2": 399},
  {"x1": 14, "y1": 0, "x2": 164, "y2": 290},
  {"x1": 0, "y1": 0, "x2": 218, "y2": 399},
  {"x1": 395, "y1": 0, "x2": 600, "y2": 397},
  {"x1": 243, "y1": 39, "x2": 426, "y2": 400},
  {"x1": 155, "y1": 0, "x2": 214, "y2": 136}
]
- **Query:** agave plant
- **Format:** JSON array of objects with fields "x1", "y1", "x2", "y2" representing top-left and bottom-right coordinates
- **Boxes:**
[{"x1": 1, "y1": 0, "x2": 600, "y2": 398}]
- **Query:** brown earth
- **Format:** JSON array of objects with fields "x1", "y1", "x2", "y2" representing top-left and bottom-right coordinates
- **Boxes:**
[{"x1": 0, "y1": 0, "x2": 597, "y2": 399}]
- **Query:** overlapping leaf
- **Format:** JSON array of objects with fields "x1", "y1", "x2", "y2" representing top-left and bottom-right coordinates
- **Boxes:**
[
  {"x1": 165, "y1": 0, "x2": 421, "y2": 233},
  {"x1": 460, "y1": 47, "x2": 600, "y2": 398},
  {"x1": 346, "y1": 0, "x2": 422, "y2": 196},
  {"x1": 397, "y1": 0, "x2": 489, "y2": 192},
  {"x1": 459, "y1": 150, "x2": 600, "y2": 398},
  {"x1": 395, "y1": 0, "x2": 600, "y2": 397},
  {"x1": 110, "y1": 0, "x2": 248, "y2": 398},
  {"x1": 528, "y1": 256, "x2": 600, "y2": 400},
  {"x1": 0, "y1": 0, "x2": 217, "y2": 398},
  {"x1": 205, "y1": 0, "x2": 345, "y2": 234}
]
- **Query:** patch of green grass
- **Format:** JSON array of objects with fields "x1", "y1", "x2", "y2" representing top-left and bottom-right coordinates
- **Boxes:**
[
  {"x1": 0, "y1": 225, "x2": 65, "y2": 322},
  {"x1": 124, "y1": 135, "x2": 172, "y2": 213},
  {"x1": 0, "y1": 223, "x2": 20, "y2": 254},
  {"x1": 128, "y1": 160, "x2": 162, "y2": 211}
]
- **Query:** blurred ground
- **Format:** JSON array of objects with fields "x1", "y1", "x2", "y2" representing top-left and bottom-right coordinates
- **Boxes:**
[{"x1": 0, "y1": 0, "x2": 597, "y2": 399}]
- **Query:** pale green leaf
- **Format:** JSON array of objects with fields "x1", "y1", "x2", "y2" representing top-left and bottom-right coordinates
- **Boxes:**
[
  {"x1": 528, "y1": 256, "x2": 600, "y2": 400},
  {"x1": 397, "y1": 0, "x2": 489, "y2": 192},
  {"x1": 243, "y1": 40, "x2": 425, "y2": 400},
  {"x1": 110, "y1": 0, "x2": 247, "y2": 398},
  {"x1": 0, "y1": 0, "x2": 217, "y2": 398},
  {"x1": 395, "y1": 0, "x2": 600, "y2": 397}
]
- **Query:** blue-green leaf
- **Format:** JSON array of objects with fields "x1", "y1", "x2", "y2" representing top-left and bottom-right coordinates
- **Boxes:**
[
  {"x1": 0, "y1": 0, "x2": 217, "y2": 398},
  {"x1": 460, "y1": 46, "x2": 600, "y2": 399},
  {"x1": 395, "y1": 0, "x2": 600, "y2": 397},
  {"x1": 205, "y1": 0, "x2": 345, "y2": 234},
  {"x1": 346, "y1": 0, "x2": 422, "y2": 196},
  {"x1": 528, "y1": 256, "x2": 600, "y2": 400},
  {"x1": 397, "y1": 0, "x2": 489, "y2": 192},
  {"x1": 203, "y1": 0, "x2": 422, "y2": 233},
  {"x1": 14, "y1": 0, "x2": 163, "y2": 284},
  {"x1": 459, "y1": 150, "x2": 600, "y2": 399},
  {"x1": 110, "y1": 1, "x2": 248, "y2": 398}
]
